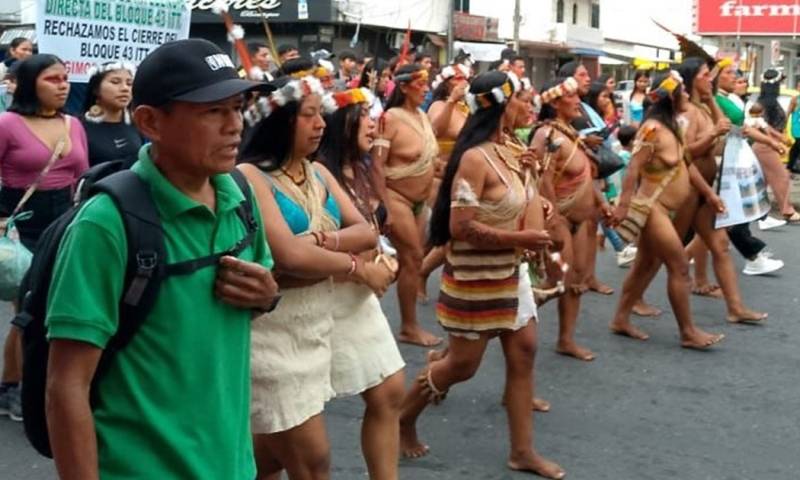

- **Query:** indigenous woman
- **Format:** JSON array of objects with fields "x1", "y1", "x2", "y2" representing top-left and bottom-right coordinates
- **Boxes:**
[
  {"x1": 608, "y1": 71, "x2": 725, "y2": 348},
  {"x1": 399, "y1": 71, "x2": 564, "y2": 480},
  {"x1": 622, "y1": 58, "x2": 767, "y2": 326},
  {"x1": 318, "y1": 86, "x2": 407, "y2": 480},
  {"x1": 418, "y1": 63, "x2": 472, "y2": 302},
  {"x1": 81, "y1": 62, "x2": 141, "y2": 167},
  {"x1": 0, "y1": 37, "x2": 33, "y2": 79},
  {"x1": 239, "y1": 75, "x2": 396, "y2": 480},
  {"x1": 750, "y1": 70, "x2": 799, "y2": 223},
  {"x1": 370, "y1": 64, "x2": 441, "y2": 346},
  {"x1": 530, "y1": 77, "x2": 606, "y2": 361}
]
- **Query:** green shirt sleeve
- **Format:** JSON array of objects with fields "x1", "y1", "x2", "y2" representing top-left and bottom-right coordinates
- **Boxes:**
[
  {"x1": 248, "y1": 187, "x2": 274, "y2": 271},
  {"x1": 46, "y1": 195, "x2": 127, "y2": 349}
]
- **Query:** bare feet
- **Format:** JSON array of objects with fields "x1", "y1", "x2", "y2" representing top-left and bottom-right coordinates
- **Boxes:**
[
  {"x1": 609, "y1": 322, "x2": 650, "y2": 340},
  {"x1": 556, "y1": 341, "x2": 596, "y2": 361},
  {"x1": 587, "y1": 278, "x2": 614, "y2": 295},
  {"x1": 727, "y1": 309, "x2": 768, "y2": 324},
  {"x1": 692, "y1": 283, "x2": 724, "y2": 299},
  {"x1": 533, "y1": 397, "x2": 551, "y2": 412},
  {"x1": 632, "y1": 300, "x2": 662, "y2": 317},
  {"x1": 398, "y1": 328, "x2": 443, "y2": 347},
  {"x1": 508, "y1": 451, "x2": 566, "y2": 479},
  {"x1": 400, "y1": 421, "x2": 429, "y2": 458},
  {"x1": 680, "y1": 329, "x2": 725, "y2": 350}
]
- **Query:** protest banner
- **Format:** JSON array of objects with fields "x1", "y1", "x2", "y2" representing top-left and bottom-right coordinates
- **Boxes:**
[
  {"x1": 714, "y1": 128, "x2": 772, "y2": 229},
  {"x1": 35, "y1": 0, "x2": 191, "y2": 82}
]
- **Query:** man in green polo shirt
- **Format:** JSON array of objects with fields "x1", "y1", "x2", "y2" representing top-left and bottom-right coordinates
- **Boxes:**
[{"x1": 44, "y1": 39, "x2": 279, "y2": 479}]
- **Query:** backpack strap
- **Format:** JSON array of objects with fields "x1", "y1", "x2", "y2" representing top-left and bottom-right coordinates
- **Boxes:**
[
  {"x1": 163, "y1": 169, "x2": 258, "y2": 276},
  {"x1": 90, "y1": 170, "x2": 166, "y2": 352}
]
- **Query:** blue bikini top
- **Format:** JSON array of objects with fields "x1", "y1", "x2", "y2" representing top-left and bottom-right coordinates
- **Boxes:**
[{"x1": 268, "y1": 169, "x2": 342, "y2": 234}]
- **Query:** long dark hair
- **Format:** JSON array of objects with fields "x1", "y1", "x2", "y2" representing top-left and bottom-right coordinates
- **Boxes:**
[
  {"x1": 431, "y1": 78, "x2": 452, "y2": 102},
  {"x1": 630, "y1": 70, "x2": 649, "y2": 100},
  {"x1": 82, "y1": 63, "x2": 133, "y2": 116},
  {"x1": 385, "y1": 64, "x2": 424, "y2": 110},
  {"x1": 584, "y1": 81, "x2": 608, "y2": 115},
  {"x1": 429, "y1": 71, "x2": 512, "y2": 246},
  {"x1": 239, "y1": 77, "x2": 302, "y2": 171},
  {"x1": 319, "y1": 102, "x2": 366, "y2": 192},
  {"x1": 758, "y1": 76, "x2": 786, "y2": 131},
  {"x1": 8, "y1": 54, "x2": 65, "y2": 116},
  {"x1": 359, "y1": 58, "x2": 389, "y2": 95},
  {"x1": 643, "y1": 71, "x2": 683, "y2": 144},
  {"x1": 678, "y1": 58, "x2": 707, "y2": 101}
]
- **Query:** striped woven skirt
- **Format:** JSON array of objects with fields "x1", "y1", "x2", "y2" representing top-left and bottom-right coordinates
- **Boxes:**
[{"x1": 436, "y1": 261, "x2": 520, "y2": 334}]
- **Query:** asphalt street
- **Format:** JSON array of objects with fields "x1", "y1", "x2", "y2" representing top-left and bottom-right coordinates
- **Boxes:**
[{"x1": 1, "y1": 206, "x2": 799, "y2": 479}]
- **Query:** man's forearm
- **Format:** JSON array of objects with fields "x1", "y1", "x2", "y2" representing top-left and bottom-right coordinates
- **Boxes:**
[{"x1": 47, "y1": 385, "x2": 100, "y2": 480}]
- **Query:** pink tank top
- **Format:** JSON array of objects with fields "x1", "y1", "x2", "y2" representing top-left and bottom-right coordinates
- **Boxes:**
[{"x1": 0, "y1": 112, "x2": 89, "y2": 190}]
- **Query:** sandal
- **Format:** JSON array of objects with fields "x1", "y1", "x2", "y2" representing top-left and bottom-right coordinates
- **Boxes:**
[{"x1": 784, "y1": 212, "x2": 800, "y2": 224}]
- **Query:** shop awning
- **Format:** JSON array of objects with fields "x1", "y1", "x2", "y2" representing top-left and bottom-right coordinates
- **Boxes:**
[
  {"x1": 599, "y1": 56, "x2": 627, "y2": 65},
  {"x1": 570, "y1": 47, "x2": 606, "y2": 58},
  {"x1": 454, "y1": 40, "x2": 508, "y2": 62},
  {"x1": 0, "y1": 26, "x2": 35, "y2": 46}
]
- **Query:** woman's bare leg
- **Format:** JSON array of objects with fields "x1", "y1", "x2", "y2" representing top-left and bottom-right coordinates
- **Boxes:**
[
  {"x1": 500, "y1": 323, "x2": 565, "y2": 479},
  {"x1": 360, "y1": 371, "x2": 405, "y2": 480},
  {"x1": 254, "y1": 415, "x2": 330, "y2": 480},
  {"x1": 417, "y1": 246, "x2": 446, "y2": 302},
  {"x1": 552, "y1": 219, "x2": 595, "y2": 361},
  {"x1": 693, "y1": 204, "x2": 767, "y2": 323},
  {"x1": 1, "y1": 326, "x2": 22, "y2": 385},
  {"x1": 399, "y1": 334, "x2": 490, "y2": 458},
  {"x1": 687, "y1": 236, "x2": 722, "y2": 298},
  {"x1": 583, "y1": 218, "x2": 614, "y2": 295},
  {"x1": 759, "y1": 148, "x2": 797, "y2": 216}
]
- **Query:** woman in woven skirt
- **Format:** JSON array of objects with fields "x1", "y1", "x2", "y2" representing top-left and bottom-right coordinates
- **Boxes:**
[
  {"x1": 398, "y1": 71, "x2": 564, "y2": 479},
  {"x1": 318, "y1": 87, "x2": 406, "y2": 480},
  {"x1": 238, "y1": 75, "x2": 396, "y2": 480}
]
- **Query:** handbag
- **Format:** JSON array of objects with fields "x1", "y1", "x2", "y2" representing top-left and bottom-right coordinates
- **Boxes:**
[
  {"x1": 0, "y1": 118, "x2": 69, "y2": 299},
  {"x1": 588, "y1": 144, "x2": 625, "y2": 179},
  {"x1": 617, "y1": 165, "x2": 679, "y2": 244}
]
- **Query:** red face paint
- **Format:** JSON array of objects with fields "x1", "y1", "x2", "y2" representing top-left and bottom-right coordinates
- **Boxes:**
[{"x1": 41, "y1": 74, "x2": 69, "y2": 85}]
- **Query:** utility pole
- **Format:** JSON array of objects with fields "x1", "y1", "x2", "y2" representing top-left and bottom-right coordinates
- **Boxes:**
[
  {"x1": 447, "y1": 0, "x2": 455, "y2": 62},
  {"x1": 513, "y1": 0, "x2": 521, "y2": 51}
]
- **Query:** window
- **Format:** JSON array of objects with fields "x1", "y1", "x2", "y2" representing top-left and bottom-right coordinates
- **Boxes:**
[
  {"x1": 456, "y1": 0, "x2": 470, "y2": 12},
  {"x1": 572, "y1": 3, "x2": 578, "y2": 24},
  {"x1": 591, "y1": 2, "x2": 600, "y2": 28},
  {"x1": 556, "y1": 0, "x2": 564, "y2": 22}
]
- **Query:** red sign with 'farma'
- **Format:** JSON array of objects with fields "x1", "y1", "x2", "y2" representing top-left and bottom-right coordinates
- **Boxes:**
[{"x1": 696, "y1": 0, "x2": 800, "y2": 35}]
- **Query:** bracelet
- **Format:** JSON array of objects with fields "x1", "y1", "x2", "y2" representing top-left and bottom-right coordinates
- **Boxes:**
[
  {"x1": 347, "y1": 252, "x2": 358, "y2": 275},
  {"x1": 309, "y1": 231, "x2": 322, "y2": 247}
]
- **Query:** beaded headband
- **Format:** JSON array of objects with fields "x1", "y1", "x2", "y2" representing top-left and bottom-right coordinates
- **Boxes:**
[
  {"x1": 394, "y1": 69, "x2": 429, "y2": 84},
  {"x1": 464, "y1": 73, "x2": 519, "y2": 114},
  {"x1": 648, "y1": 70, "x2": 683, "y2": 103},
  {"x1": 321, "y1": 87, "x2": 375, "y2": 114},
  {"x1": 87, "y1": 61, "x2": 136, "y2": 79},
  {"x1": 761, "y1": 69, "x2": 784, "y2": 84},
  {"x1": 244, "y1": 76, "x2": 325, "y2": 126},
  {"x1": 431, "y1": 64, "x2": 471, "y2": 90},
  {"x1": 540, "y1": 77, "x2": 578, "y2": 104}
]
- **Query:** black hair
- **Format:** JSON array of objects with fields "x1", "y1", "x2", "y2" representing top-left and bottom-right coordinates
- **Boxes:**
[
  {"x1": 239, "y1": 76, "x2": 305, "y2": 171},
  {"x1": 535, "y1": 77, "x2": 566, "y2": 123},
  {"x1": 8, "y1": 54, "x2": 66, "y2": 117},
  {"x1": 319, "y1": 102, "x2": 373, "y2": 208},
  {"x1": 678, "y1": 57, "x2": 707, "y2": 100},
  {"x1": 758, "y1": 76, "x2": 786, "y2": 131},
  {"x1": 415, "y1": 51, "x2": 432, "y2": 63},
  {"x1": 247, "y1": 42, "x2": 268, "y2": 57},
  {"x1": 642, "y1": 71, "x2": 683, "y2": 144},
  {"x1": 510, "y1": 55, "x2": 525, "y2": 65},
  {"x1": 584, "y1": 81, "x2": 609, "y2": 115},
  {"x1": 500, "y1": 48, "x2": 517, "y2": 61},
  {"x1": 359, "y1": 58, "x2": 389, "y2": 92},
  {"x1": 488, "y1": 59, "x2": 506, "y2": 71},
  {"x1": 279, "y1": 57, "x2": 315, "y2": 77},
  {"x1": 277, "y1": 44, "x2": 298, "y2": 56},
  {"x1": 10, "y1": 37, "x2": 31, "y2": 51},
  {"x1": 338, "y1": 49, "x2": 357, "y2": 62},
  {"x1": 617, "y1": 125, "x2": 637, "y2": 148},
  {"x1": 82, "y1": 63, "x2": 133, "y2": 115},
  {"x1": 557, "y1": 60, "x2": 581, "y2": 78},
  {"x1": 429, "y1": 71, "x2": 513, "y2": 246},
  {"x1": 385, "y1": 64, "x2": 423, "y2": 110},
  {"x1": 630, "y1": 70, "x2": 650, "y2": 100}
]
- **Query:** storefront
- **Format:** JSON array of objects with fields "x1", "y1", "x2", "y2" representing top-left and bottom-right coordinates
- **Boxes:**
[{"x1": 695, "y1": 0, "x2": 800, "y2": 86}]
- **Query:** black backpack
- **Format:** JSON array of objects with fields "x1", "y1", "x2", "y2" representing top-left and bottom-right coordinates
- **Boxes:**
[{"x1": 12, "y1": 161, "x2": 258, "y2": 458}]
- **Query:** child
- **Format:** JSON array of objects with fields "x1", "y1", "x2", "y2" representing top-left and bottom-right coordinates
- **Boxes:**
[{"x1": 602, "y1": 125, "x2": 638, "y2": 267}]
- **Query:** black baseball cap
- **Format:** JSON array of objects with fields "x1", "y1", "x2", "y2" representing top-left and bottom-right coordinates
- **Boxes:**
[{"x1": 133, "y1": 38, "x2": 274, "y2": 108}]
